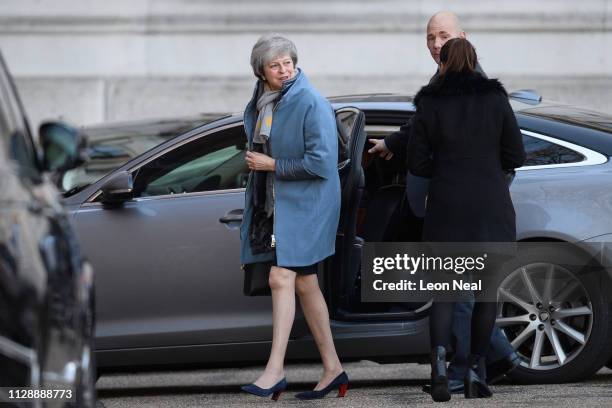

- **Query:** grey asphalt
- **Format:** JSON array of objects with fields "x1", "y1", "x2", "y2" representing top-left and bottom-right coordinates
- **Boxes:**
[{"x1": 96, "y1": 362, "x2": 612, "y2": 407}]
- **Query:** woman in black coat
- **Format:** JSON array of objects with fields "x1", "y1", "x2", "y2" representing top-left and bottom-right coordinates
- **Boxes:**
[{"x1": 408, "y1": 38, "x2": 525, "y2": 401}]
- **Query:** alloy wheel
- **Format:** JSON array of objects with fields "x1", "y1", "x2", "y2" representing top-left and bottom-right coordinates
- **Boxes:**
[{"x1": 496, "y1": 262, "x2": 593, "y2": 370}]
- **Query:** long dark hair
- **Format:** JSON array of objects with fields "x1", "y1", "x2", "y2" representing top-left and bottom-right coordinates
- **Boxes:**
[{"x1": 439, "y1": 38, "x2": 477, "y2": 74}]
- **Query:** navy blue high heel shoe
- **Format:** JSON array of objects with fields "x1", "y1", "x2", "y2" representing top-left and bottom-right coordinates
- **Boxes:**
[
  {"x1": 241, "y1": 378, "x2": 287, "y2": 401},
  {"x1": 294, "y1": 371, "x2": 349, "y2": 400}
]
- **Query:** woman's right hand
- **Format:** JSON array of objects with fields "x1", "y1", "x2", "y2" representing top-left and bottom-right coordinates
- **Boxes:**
[{"x1": 246, "y1": 151, "x2": 276, "y2": 172}]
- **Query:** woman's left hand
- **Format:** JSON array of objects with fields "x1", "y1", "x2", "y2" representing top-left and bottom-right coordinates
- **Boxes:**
[{"x1": 246, "y1": 151, "x2": 276, "y2": 172}]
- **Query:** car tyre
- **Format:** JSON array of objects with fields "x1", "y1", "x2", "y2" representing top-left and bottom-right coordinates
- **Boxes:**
[
  {"x1": 74, "y1": 271, "x2": 97, "y2": 408},
  {"x1": 497, "y1": 244, "x2": 612, "y2": 383}
]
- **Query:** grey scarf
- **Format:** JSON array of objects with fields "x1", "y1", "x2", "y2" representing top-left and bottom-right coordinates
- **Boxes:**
[{"x1": 253, "y1": 88, "x2": 281, "y2": 217}]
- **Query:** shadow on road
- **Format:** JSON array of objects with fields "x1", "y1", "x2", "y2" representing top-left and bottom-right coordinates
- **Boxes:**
[{"x1": 97, "y1": 378, "x2": 428, "y2": 398}]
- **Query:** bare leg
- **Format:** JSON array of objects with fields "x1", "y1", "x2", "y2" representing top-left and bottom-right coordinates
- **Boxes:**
[
  {"x1": 295, "y1": 274, "x2": 343, "y2": 390},
  {"x1": 253, "y1": 266, "x2": 296, "y2": 388}
]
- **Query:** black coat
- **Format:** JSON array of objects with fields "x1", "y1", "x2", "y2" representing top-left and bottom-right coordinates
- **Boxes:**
[
  {"x1": 384, "y1": 63, "x2": 486, "y2": 160},
  {"x1": 408, "y1": 72, "x2": 526, "y2": 242}
]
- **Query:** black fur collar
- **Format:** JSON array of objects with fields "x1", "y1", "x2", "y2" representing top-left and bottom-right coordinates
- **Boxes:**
[{"x1": 414, "y1": 72, "x2": 507, "y2": 107}]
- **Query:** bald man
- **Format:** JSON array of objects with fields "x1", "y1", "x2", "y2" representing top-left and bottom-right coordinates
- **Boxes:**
[
  {"x1": 368, "y1": 11, "x2": 520, "y2": 394},
  {"x1": 369, "y1": 11, "x2": 467, "y2": 161}
]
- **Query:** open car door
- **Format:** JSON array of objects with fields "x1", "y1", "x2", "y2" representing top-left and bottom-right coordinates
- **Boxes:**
[{"x1": 323, "y1": 107, "x2": 367, "y2": 312}]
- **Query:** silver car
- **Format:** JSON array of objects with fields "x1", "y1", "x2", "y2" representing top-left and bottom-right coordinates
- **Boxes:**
[{"x1": 63, "y1": 94, "x2": 612, "y2": 384}]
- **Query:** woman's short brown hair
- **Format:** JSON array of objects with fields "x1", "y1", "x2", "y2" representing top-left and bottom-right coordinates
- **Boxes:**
[{"x1": 439, "y1": 38, "x2": 478, "y2": 74}]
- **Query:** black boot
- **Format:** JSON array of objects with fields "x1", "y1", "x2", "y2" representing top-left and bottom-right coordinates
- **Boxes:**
[
  {"x1": 486, "y1": 351, "x2": 520, "y2": 384},
  {"x1": 429, "y1": 346, "x2": 451, "y2": 402},
  {"x1": 464, "y1": 354, "x2": 492, "y2": 398}
]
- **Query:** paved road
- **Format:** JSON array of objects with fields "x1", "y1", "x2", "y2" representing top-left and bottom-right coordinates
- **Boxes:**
[{"x1": 97, "y1": 362, "x2": 612, "y2": 407}]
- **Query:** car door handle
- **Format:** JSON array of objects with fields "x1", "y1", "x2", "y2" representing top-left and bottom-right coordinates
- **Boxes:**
[
  {"x1": 219, "y1": 209, "x2": 243, "y2": 224},
  {"x1": 219, "y1": 215, "x2": 243, "y2": 223}
]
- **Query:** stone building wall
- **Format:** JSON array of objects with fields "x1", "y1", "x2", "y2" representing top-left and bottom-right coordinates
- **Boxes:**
[{"x1": 0, "y1": 0, "x2": 610, "y2": 128}]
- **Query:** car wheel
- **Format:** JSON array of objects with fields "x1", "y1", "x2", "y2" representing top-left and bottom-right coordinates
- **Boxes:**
[
  {"x1": 20, "y1": 291, "x2": 44, "y2": 390},
  {"x1": 75, "y1": 340, "x2": 97, "y2": 408},
  {"x1": 75, "y1": 265, "x2": 97, "y2": 408},
  {"x1": 496, "y1": 244, "x2": 612, "y2": 383}
]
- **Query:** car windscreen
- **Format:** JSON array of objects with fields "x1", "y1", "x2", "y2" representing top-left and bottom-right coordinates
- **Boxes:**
[{"x1": 61, "y1": 114, "x2": 228, "y2": 196}]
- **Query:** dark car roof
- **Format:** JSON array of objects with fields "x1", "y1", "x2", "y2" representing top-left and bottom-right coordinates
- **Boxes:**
[
  {"x1": 330, "y1": 93, "x2": 612, "y2": 155},
  {"x1": 134, "y1": 94, "x2": 612, "y2": 161},
  {"x1": 81, "y1": 93, "x2": 612, "y2": 147},
  {"x1": 329, "y1": 93, "x2": 414, "y2": 104},
  {"x1": 64, "y1": 93, "x2": 612, "y2": 200},
  {"x1": 519, "y1": 105, "x2": 612, "y2": 134},
  {"x1": 80, "y1": 94, "x2": 612, "y2": 160},
  {"x1": 82, "y1": 113, "x2": 230, "y2": 141},
  {"x1": 330, "y1": 92, "x2": 612, "y2": 128},
  {"x1": 79, "y1": 113, "x2": 230, "y2": 161}
]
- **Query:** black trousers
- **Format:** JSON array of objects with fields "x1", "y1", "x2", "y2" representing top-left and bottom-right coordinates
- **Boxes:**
[
  {"x1": 430, "y1": 301, "x2": 497, "y2": 358},
  {"x1": 429, "y1": 263, "x2": 506, "y2": 357}
]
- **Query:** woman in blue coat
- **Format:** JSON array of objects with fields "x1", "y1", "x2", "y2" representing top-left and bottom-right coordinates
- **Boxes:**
[{"x1": 239, "y1": 34, "x2": 348, "y2": 401}]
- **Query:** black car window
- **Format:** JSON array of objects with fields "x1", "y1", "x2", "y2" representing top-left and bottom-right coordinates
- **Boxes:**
[
  {"x1": 132, "y1": 124, "x2": 249, "y2": 197},
  {"x1": 0, "y1": 74, "x2": 40, "y2": 183},
  {"x1": 522, "y1": 134, "x2": 585, "y2": 166},
  {"x1": 8, "y1": 130, "x2": 40, "y2": 182}
]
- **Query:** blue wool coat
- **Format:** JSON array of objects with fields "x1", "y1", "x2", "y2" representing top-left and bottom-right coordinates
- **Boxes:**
[{"x1": 240, "y1": 69, "x2": 341, "y2": 267}]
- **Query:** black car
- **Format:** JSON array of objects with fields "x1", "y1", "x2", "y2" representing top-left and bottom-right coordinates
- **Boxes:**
[{"x1": 0, "y1": 52, "x2": 96, "y2": 406}]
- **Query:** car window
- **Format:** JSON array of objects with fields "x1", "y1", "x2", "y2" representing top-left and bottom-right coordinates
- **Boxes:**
[
  {"x1": 0, "y1": 67, "x2": 40, "y2": 183},
  {"x1": 8, "y1": 130, "x2": 40, "y2": 182},
  {"x1": 522, "y1": 134, "x2": 585, "y2": 167},
  {"x1": 61, "y1": 116, "x2": 228, "y2": 195},
  {"x1": 0, "y1": 102, "x2": 10, "y2": 161},
  {"x1": 132, "y1": 124, "x2": 249, "y2": 197}
]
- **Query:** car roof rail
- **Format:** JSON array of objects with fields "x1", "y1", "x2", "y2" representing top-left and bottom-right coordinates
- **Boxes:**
[{"x1": 509, "y1": 89, "x2": 542, "y2": 105}]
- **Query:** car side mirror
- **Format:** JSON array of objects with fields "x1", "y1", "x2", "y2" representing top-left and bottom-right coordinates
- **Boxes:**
[
  {"x1": 39, "y1": 121, "x2": 87, "y2": 173},
  {"x1": 100, "y1": 171, "x2": 134, "y2": 204}
]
